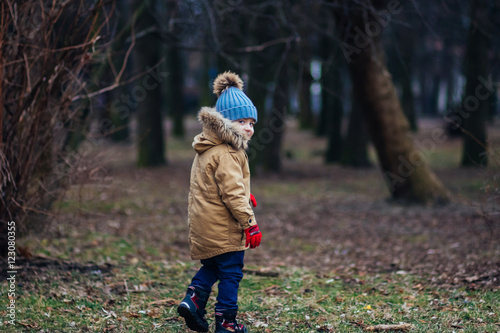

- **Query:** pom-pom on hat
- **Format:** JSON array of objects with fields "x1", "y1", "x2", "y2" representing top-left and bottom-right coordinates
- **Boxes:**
[{"x1": 213, "y1": 71, "x2": 258, "y2": 123}]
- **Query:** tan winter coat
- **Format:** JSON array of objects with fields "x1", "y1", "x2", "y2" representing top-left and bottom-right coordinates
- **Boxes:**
[{"x1": 187, "y1": 107, "x2": 257, "y2": 260}]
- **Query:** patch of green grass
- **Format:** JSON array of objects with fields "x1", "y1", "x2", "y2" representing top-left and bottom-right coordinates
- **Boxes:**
[
  {"x1": 22, "y1": 232, "x2": 163, "y2": 265},
  {"x1": 425, "y1": 147, "x2": 461, "y2": 169},
  {"x1": 1, "y1": 243, "x2": 498, "y2": 332},
  {"x1": 54, "y1": 196, "x2": 152, "y2": 216},
  {"x1": 54, "y1": 199, "x2": 116, "y2": 215}
]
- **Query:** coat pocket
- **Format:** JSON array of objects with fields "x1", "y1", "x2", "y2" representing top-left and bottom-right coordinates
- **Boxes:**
[{"x1": 228, "y1": 219, "x2": 244, "y2": 246}]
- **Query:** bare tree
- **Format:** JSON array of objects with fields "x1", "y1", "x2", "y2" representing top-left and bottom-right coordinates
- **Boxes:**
[
  {"x1": 323, "y1": 49, "x2": 345, "y2": 164},
  {"x1": 460, "y1": 0, "x2": 494, "y2": 167},
  {"x1": 336, "y1": 0, "x2": 450, "y2": 204},
  {"x1": 133, "y1": 0, "x2": 166, "y2": 167},
  {"x1": 246, "y1": 1, "x2": 281, "y2": 172},
  {"x1": 109, "y1": 1, "x2": 133, "y2": 142},
  {"x1": 164, "y1": 0, "x2": 185, "y2": 138},
  {"x1": 1, "y1": 0, "x2": 113, "y2": 256}
]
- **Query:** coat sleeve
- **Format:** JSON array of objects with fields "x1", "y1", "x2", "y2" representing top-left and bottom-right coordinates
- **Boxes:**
[{"x1": 215, "y1": 151, "x2": 257, "y2": 230}]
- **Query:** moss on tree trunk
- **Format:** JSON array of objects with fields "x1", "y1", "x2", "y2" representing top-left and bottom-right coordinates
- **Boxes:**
[{"x1": 343, "y1": 2, "x2": 449, "y2": 204}]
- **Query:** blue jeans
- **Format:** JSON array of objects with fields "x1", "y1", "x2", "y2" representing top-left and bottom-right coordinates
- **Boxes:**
[{"x1": 190, "y1": 251, "x2": 244, "y2": 312}]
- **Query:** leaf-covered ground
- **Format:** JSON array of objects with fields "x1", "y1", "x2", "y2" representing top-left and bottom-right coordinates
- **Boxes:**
[{"x1": 1, "y1": 118, "x2": 499, "y2": 332}]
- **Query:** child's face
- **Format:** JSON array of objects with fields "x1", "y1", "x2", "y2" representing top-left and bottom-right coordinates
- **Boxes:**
[{"x1": 232, "y1": 118, "x2": 255, "y2": 139}]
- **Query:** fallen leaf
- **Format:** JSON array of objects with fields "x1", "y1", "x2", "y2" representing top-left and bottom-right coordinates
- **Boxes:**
[
  {"x1": 103, "y1": 299, "x2": 116, "y2": 307},
  {"x1": 18, "y1": 320, "x2": 39, "y2": 329},
  {"x1": 17, "y1": 246, "x2": 32, "y2": 259},
  {"x1": 317, "y1": 295, "x2": 329, "y2": 303},
  {"x1": 126, "y1": 312, "x2": 141, "y2": 318},
  {"x1": 451, "y1": 324, "x2": 464, "y2": 329},
  {"x1": 147, "y1": 309, "x2": 161, "y2": 318},
  {"x1": 465, "y1": 275, "x2": 479, "y2": 283}
]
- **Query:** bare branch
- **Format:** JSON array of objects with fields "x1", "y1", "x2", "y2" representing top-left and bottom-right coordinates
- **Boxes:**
[
  {"x1": 0, "y1": 0, "x2": 115, "y2": 245},
  {"x1": 72, "y1": 59, "x2": 165, "y2": 102},
  {"x1": 115, "y1": 6, "x2": 137, "y2": 84},
  {"x1": 231, "y1": 36, "x2": 300, "y2": 53}
]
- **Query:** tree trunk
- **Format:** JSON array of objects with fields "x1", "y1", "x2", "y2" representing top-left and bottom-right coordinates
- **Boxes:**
[
  {"x1": 110, "y1": 90, "x2": 131, "y2": 142},
  {"x1": 341, "y1": 1, "x2": 449, "y2": 204},
  {"x1": 324, "y1": 52, "x2": 344, "y2": 163},
  {"x1": 428, "y1": 74, "x2": 441, "y2": 117},
  {"x1": 298, "y1": 56, "x2": 314, "y2": 130},
  {"x1": 398, "y1": 34, "x2": 417, "y2": 131},
  {"x1": 340, "y1": 96, "x2": 371, "y2": 167},
  {"x1": 134, "y1": 0, "x2": 166, "y2": 167},
  {"x1": 401, "y1": 71, "x2": 417, "y2": 131},
  {"x1": 246, "y1": 71, "x2": 268, "y2": 174},
  {"x1": 393, "y1": 24, "x2": 417, "y2": 131},
  {"x1": 165, "y1": 0, "x2": 185, "y2": 138},
  {"x1": 246, "y1": 8, "x2": 279, "y2": 174},
  {"x1": 109, "y1": 0, "x2": 131, "y2": 142},
  {"x1": 263, "y1": 58, "x2": 288, "y2": 172},
  {"x1": 443, "y1": 38, "x2": 458, "y2": 112},
  {"x1": 490, "y1": 88, "x2": 498, "y2": 121},
  {"x1": 214, "y1": 0, "x2": 247, "y2": 74},
  {"x1": 167, "y1": 46, "x2": 185, "y2": 138},
  {"x1": 200, "y1": 53, "x2": 215, "y2": 107},
  {"x1": 418, "y1": 58, "x2": 437, "y2": 116},
  {"x1": 461, "y1": 0, "x2": 491, "y2": 167},
  {"x1": 387, "y1": 22, "x2": 417, "y2": 131},
  {"x1": 316, "y1": 61, "x2": 329, "y2": 137}
]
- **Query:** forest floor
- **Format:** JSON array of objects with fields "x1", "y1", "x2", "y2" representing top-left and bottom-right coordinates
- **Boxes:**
[{"x1": 1, "y1": 117, "x2": 499, "y2": 332}]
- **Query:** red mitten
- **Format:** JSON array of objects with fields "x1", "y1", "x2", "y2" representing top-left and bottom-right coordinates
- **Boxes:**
[
  {"x1": 250, "y1": 193, "x2": 257, "y2": 207},
  {"x1": 244, "y1": 224, "x2": 262, "y2": 249}
]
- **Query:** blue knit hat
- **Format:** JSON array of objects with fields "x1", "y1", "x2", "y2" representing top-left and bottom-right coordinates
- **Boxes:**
[{"x1": 213, "y1": 72, "x2": 258, "y2": 123}]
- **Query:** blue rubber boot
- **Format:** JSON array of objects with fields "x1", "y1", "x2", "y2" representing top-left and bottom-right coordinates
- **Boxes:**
[
  {"x1": 178, "y1": 286, "x2": 210, "y2": 332},
  {"x1": 215, "y1": 310, "x2": 248, "y2": 333}
]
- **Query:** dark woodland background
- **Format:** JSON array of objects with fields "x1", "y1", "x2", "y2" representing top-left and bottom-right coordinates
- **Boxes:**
[{"x1": 1, "y1": 0, "x2": 500, "y2": 254}]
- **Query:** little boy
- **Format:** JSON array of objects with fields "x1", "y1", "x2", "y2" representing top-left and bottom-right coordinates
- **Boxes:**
[{"x1": 177, "y1": 72, "x2": 262, "y2": 333}]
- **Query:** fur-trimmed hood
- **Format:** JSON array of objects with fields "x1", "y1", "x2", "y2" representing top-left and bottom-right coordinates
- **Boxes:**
[{"x1": 193, "y1": 107, "x2": 249, "y2": 153}]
